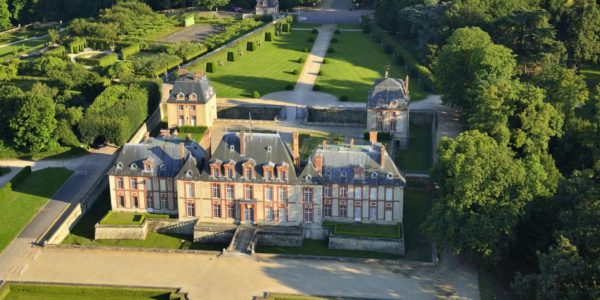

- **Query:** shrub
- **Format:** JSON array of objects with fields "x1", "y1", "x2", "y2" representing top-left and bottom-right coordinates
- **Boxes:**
[
  {"x1": 206, "y1": 62, "x2": 215, "y2": 73},
  {"x1": 166, "y1": 42, "x2": 207, "y2": 61},
  {"x1": 178, "y1": 126, "x2": 207, "y2": 134},
  {"x1": 311, "y1": 28, "x2": 318, "y2": 34},
  {"x1": 226, "y1": 51, "x2": 235, "y2": 62},
  {"x1": 247, "y1": 41, "x2": 256, "y2": 51},
  {"x1": 281, "y1": 23, "x2": 291, "y2": 32},
  {"x1": 44, "y1": 46, "x2": 67, "y2": 57},
  {"x1": 334, "y1": 29, "x2": 341, "y2": 34},
  {"x1": 297, "y1": 57, "x2": 305, "y2": 63},
  {"x1": 331, "y1": 37, "x2": 338, "y2": 43},
  {"x1": 339, "y1": 95, "x2": 349, "y2": 101},
  {"x1": 307, "y1": 36, "x2": 315, "y2": 42},
  {"x1": 292, "y1": 68, "x2": 300, "y2": 75},
  {"x1": 327, "y1": 47, "x2": 335, "y2": 53},
  {"x1": 318, "y1": 70, "x2": 323, "y2": 76},
  {"x1": 303, "y1": 46, "x2": 309, "y2": 52},
  {"x1": 285, "y1": 83, "x2": 294, "y2": 90},
  {"x1": 322, "y1": 58, "x2": 327, "y2": 64},
  {"x1": 313, "y1": 84, "x2": 321, "y2": 91},
  {"x1": 66, "y1": 38, "x2": 87, "y2": 54},
  {"x1": 97, "y1": 53, "x2": 118, "y2": 67},
  {"x1": 120, "y1": 44, "x2": 140, "y2": 60},
  {"x1": 252, "y1": 91, "x2": 260, "y2": 98},
  {"x1": 265, "y1": 31, "x2": 273, "y2": 41}
]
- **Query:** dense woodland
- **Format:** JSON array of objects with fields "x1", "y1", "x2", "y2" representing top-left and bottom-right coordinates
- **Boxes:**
[{"x1": 373, "y1": 0, "x2": 600, "y2": 298}]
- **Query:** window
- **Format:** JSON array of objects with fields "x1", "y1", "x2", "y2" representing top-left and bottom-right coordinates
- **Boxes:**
[
  {"x1": 324, "y1": 185, "x2": 332, "y2": 197},
  {"x1": 354, "y1": 186, "x2": 362, "y2": 199},
  {"x1": 119, "y1": 195, "x2": 125, "y2": 207},
  {"x1": 213, "y1": 204, "x2": 221, "y2": 218},
  {"x1": 377, "y1": 111, "x2": 383, "y2": 117},
  {"x1": 377, "y1": 121, "x2": 383, "y2": 131},
  {"x1": 303, "y1": 188, "x2": 313, "y2": 202},
  {"x1": 245, "y1": 167, "x2": 253, "y2": 179},
  {"x1": 303, "y1": 207, "x2": 313, "y2": 222},
  {"x1": 187, "y1": 202, "x2": 195, "y2": 217},
  {"x1": 212, "y1": 167, "x2": 220, "y2": 177},
  {"x1": 131, "y1": 179, "x2": 138, "y2": 190},
  {"x1": 226, "y1": 185, "x2": 234, "y2": 199},
  {"x1": 354, "y1": 168, "x2": 363, "y2": 180},
  {"x1": 340, "y1": 185, "x2": 348, "y2": 198},
  {"x1": 178, "y1": 105, "x2": 184, "y2": 111},
  {"x1": 279, "y1": 187, "x2": 287, "y2": 202},
  {"x1": 160, "y1": 195, "x2": 167, "y2": 209},
  {"x1": 339, "y1": 204, "x2": 347, "y2": 217},
  {"x1": 324, "y1": 205, "x2": 332, "y2": 217},
  {"x1": 265, "y1": 186, "x2": 273, "y2": 201},
  {"x1": 186, "y1": 183, "x2": 194, "y2": 197},
  {"x1": 212, "y1": 184, "x2": 221, "y2": 198},
  {"x1": 265, "y1": 169, "x2": 273, "y2": 180},
  {"x1": 340, "y1": 171, "x2": 347, "y2": 182},
  {"x1": 370, "y1": 187, "x2": 377, "y2": 200},
  {"x1": 133, "y1": 196, "x2": 139, "y2": 208},
  {"x1": 190, "y1": 105, "x2": 196, "y2": 111},
  {"x1": 146, "y1": 195, "x2": 153, "y2": 209},
  {"x1": 159, "y1": 179, "x2": 167, "y2": 191},
  {"x1": 279, "y1": 170, "x2": 287, "y2": 181},
  {"x1": 117, "y1": 178, "x2": 124, "y2": 189},
  {"x1": 390, "y1": 121, "x2": 396, "y2": 132},
  {"x1": 265, "y1": 207, "x2": 273, "y2": 221},
  {"x1": 226, "y1": 167, "x2": 233, "y2": 179},
  {"x1": 145, "y1": 178, "x2": 152, "y2": 190},
  {"x1": 386, "y1": 188, "x2": 393, "y2": 200},
  {"x1": 191, "y1": 116, "x2": 197, "y2": 126},
  {"x1": 245, "y1": 185, "x2": 253, "y2": 200},
  {"x1": 227, "y1": 203, "x2": 236, "y2": 218}
]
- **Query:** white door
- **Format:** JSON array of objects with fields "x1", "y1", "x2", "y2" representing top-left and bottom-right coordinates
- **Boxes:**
[
  {"x1": 385, "y1": 209, "x2": 392, "y2": 221},
  {"x1": 354, "y1": 207, "x2": 361, "y2": 222},
  {"x1": 370, "y1": 207, "x2": 377, "y2": 221}
]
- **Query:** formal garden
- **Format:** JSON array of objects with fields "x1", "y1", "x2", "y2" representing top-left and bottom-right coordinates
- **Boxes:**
[
  {"x1": 0, "y1": 282, "x2": 184, "y2": 300},
  {"x1": 0, "y1": 167, "x2": 73, "y2": 252}
]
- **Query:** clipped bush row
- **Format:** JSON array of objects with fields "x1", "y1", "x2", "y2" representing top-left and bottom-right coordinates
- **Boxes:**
[
  {"x1": 120, "y1": 44, "x2": 140, "y2": 60},
  {"x1": 66, "y1": 37, "x2": 86, "y2": 54},
  {"x1": 44, "y1": 46, "x2": 67, "y2": 57}
]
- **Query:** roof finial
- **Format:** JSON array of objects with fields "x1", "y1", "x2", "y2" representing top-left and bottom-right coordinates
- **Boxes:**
[{"x1": 384, "y1": 65, "x2": 390, "y2": 79}]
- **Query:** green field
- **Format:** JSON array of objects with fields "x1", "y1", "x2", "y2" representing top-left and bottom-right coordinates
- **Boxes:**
[
  {"x1": 395, "y1": 122, "x2": 433, "y2": 173},
  {"x1": 255, "y1": 238, "x2": 402, "y2": 259},
  {"x1": 402, "y1": 187, "x2": 433, "y2": 261},
  {"x1": 0, "y1": 168, "x2": 72, "y2": 252},
  {"x1": 0, "y1": 283, "x2": 180, "y2": 300},
  {"x1": 189, "y1": 30, "x2": 313, "y2": 98},
  {"x1": 63, "y1": 190, "x2": 225, "y2": 251},
  {"x1": 316, "y1": 31, "x2": 427, "y2": 102}
]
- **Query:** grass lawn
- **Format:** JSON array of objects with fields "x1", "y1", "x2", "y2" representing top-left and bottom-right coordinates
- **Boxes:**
[
  {"x1": 316, "y1": 31, "x2": 427, "y2": 102},
  {"x1": 0, "y1": 283, "x2": 179, "y2": 300},
  {"x1": 299, "y1": 132, "x2": 344, "y2": 159},
  {"x1": 0, "y1": 28, "x2": 48, "y2": 45},
  {"x1": 0, "y1": 36, "x2": 49, "y2": 59},
  {"x1": 395, "y1": 122, "x2": 433, "y2": 173},
  {"x1": 0, "y1": 168, "x2": 73, "y2": 252},
  {"x1": 63, "y1": 190, "x2": 225, "y2": 251},
  {"x1": 99, "y1": 211, "x2": 171, "y2": 225},
  {"x1": 189, "y1": 30, "x2": 313, "y2": 98},
  {"x1": 324, "y1": 221, "x2": 402, "y2": 239},
  {"x1": 402, "y1": 187, "x2": 433, "y2": 262},
  {"x1": 256, "y1": 238, "x2": 402, "y2": 259}
]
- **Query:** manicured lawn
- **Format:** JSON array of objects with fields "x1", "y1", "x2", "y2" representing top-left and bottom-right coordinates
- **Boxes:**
[
  {"x1": 395, "y1": 122, "x2": 433, "y2": 173},
  {"x1": 0, "y1": 283, "x2": 179, "y2": 300},
  {"x1": 255, "y1": 239, "x2": 402, "y2": 259},
  {"x1": 100, "y1": 211, "x2": 171, "y2": 225},
  {"x1": 324, "y1": 222, "x2": 402, "y2": 239},
  {"x1": 63, "y1": 190, "x2": 225, "y2": 251},
  {"x1": 189, "y1": 30, "x2": 313, "y2": 98},
  {"x1": 402, "y1": 187, "x2": 433, "y2": 262},
  {"x1": 316, "y1": 31, "x2": 427, "y2": 102},
  {"x1": 0, "y1": 28, "x2": 48, "y2": 44},
  {"x1": 0, "y1": 168, "x2": 73, "y2": 252},
  {"x1": 0, "y1": 36, "x2": 49, "y2": 58}
]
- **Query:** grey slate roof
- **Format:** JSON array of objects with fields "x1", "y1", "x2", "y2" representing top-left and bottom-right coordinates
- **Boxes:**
[
  {"x1": 167, "y1": 73, "x2": 215, "y2": 104},
  {"x1": 366, "y1": 77, "x2": 409, "y2": 109},
  {"x1": 306, "y1": 143, "x2": 405, "y2": 186},
  {"x1": 109, "y1": 138, "x2": 206, "y2": 178},
  {"x1": 185, "y1": 132, "x2": 299, "y2": 183}
]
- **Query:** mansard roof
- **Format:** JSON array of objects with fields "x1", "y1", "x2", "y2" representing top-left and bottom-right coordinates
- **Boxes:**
[
  {"x1": 167, "y1": 73, "x2": 215, "y2": 104},
  {"x1": 109, "y1": 138, "x2": 206, "y2": 178},
  {"x1": 366, "y1": 77, "x2": 409, "y2": 109},
  {"x1": 198, "y1": 132, "x2": 299, "y2": 183}
]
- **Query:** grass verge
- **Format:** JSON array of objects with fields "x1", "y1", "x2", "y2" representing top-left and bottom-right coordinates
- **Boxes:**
[
  {"x1": 0, "y1": 167, "x2": 73, "y2": 252},
  {"x1": 323, "y1": 221, "x2": 402, "y2": 239}
]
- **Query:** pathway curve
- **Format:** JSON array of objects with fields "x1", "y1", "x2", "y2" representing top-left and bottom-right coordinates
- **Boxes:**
[{"x1": 0, "y1": 28, "x2": 65, "y2": 49}]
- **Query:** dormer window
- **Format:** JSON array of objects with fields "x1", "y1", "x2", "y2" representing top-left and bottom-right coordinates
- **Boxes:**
[
  {"x1": 245, "y1": 167, "x2": 253, "y2": 179},
  {"x1": 189, "y1": 93, "x2": 197, "y2": 101},
  {"x1": 130, "y1": 163, "x2": 137, "y2": 170},
  {"x1": 177, "y1": 92, "x2": 185, "y2": 101},
  {"x1": 305, "y1": 175, "x2": 312, "y2": 182},
  {"x1": 377, "y1": 99, "x2": 384, "y2": 106},
  {"x1": 143, "y1": 159, "x2": 152, "y2": 172},
  {"x1": 390, "y1": 100, "x2": 398, "y2": 106},
  {"x1": 264, "y1": 168, "x2": 273, "y2": 181},
  {"x1": 387, "y1": 172, "x2": 393, "y2": 179},
  {"x1": 266, "y1": 146, "x2": 272, "y2": 152},
  {"x1": 186, "y1": 170, "x2": 193, "y2": 177},
  {"x1": 354, "y1": 167, "x2": 364, "y2": 180},
  {"x1": 279, "y1": 169, "x2": 287, "y2": 181},
  {"x1": 116, "y1": 162, "x2": 123, "y2": 169},
  {"x1": 229, "y1": 145, "x2": 235, "y2": 152},
  {"x1": 211, "y1": 166, "x2": 221, "y2": 177},
  {"x1": 224, "y1": 162, "x2": 235, "y2": 179},
  {"x1": 340, "y1": 171, "x2": 347, "y2": 181},
  {"x1": 371, "y1": 172, "x2": 378, "y2": 179}
]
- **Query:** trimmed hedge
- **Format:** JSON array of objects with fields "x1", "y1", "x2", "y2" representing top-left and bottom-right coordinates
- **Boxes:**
[
  {"x1": 281, "y1": 23, "x2": 291, "y2": 32},
  {"x1": 252, "y1": 91, "x2": 260, "y2": 98},
  {"x1": 206, "y1": 62, "x2": 215, "y2": 73},
  {"x1": 120, "y1": 44, "x2": 140, "y2": 60},
  {"x1": 265, "y1": 31, "x2": 273, "y2": 41},
  {"x1": 227, "y1": 51, "x2": 235, "y2": 62},
  {"x1": 292, "y1": 68, "x2": 299, "y2": 75},
  {"x1": 285, "y1": 83, "x2": 294, "y2": 90},
  {"x1": 66, "y1": 38, "x2": 86, "y2": 54},
  {"x1": 363, "y1": 131, "x2": 392, "y2": 141},
  {"x1": 311, "y1": 28, "x2": 318, "y2": 34},
  {"x1": 44, "y1": 46, "x2": 67, "y2": 57},
  {"x1": 323, "y1": 221, "x2": 402, "y2": 239},
  {"x1": 4, "y1": 283, "x2": 179, "y2": 299},
  {"x1": 97, "y1": 53, "x2": 118, "y2": 67},
  {"x1": 246, "y1": 41, "x2": 256, "y2": 51},
  {"x1": 297, "y1": 57, "x2": 305, "y2": 63},
  {"x1": 178, "y1": 126, "x2": 208, "y2": 134},
  {"x1": 313, "y1": 84, "x2": 321, "y2": 91}
]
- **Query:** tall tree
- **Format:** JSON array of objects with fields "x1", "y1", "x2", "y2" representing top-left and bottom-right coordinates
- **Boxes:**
[
  {"x1": 0, "y1": 0, "x2": 11, "y2": 30},
  {"x1": 561, "y1": 0, "x2": 600, "y2": 66}
]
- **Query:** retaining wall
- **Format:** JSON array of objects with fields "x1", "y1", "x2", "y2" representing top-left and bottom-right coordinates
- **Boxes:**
[
  {"x1": 153, "y1": 219, "x2": 196, "y2": 235},
  {"x1": 217, "y1": 105, "x2": 283, "y2": 121},
  {"x1": 306, "y1": 107, "x2": 366, "y2": 125},
  {"x1": 328, "y1": 235, "x2": 405, "y2": 255},
  {"x1": 94, "y1": 221, "x2": 149, "y2": 240},
  {"x1": 256, "y1": 226, "x2": 303, "y2": 247},
  {"x1": 194, "y1": 223, "x2": 237, "y2": 243}
]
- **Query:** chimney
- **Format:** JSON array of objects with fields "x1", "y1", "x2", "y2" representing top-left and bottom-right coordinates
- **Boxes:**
[
  {"x1": 186, "y1": 133, "x2": 192, "y2": 141},
  {"x1": 314, "y1": 153, "x2": 323, "y2": 174},
  {"x1": 178, "y1": 68, "x2": 188, "y2": 77},
  {"x1": 369, "y1": 131, "x2": 378, "y2": 144},
  {"x1": 143, "y1": 132, "x2": 150, "y2": 142},
  {"x1": 292, "y1": 132, "x2": 300, "y2": 168},
  {"x1": 405, "y1": 75, "x2": 409, "y2": 96},
  {"x1": 160, "y1": 129, "x2": 170, "y2": 138},
  {"x1": 180, "y1": 143, "x2": 185, "y2": 164},
  {"x1": 194, "y1": 71, "x2": 204, "y2": 81},
  {"x1": 380, "y1": 145, "x2": 386, "y2": 169},
  {"x1": 239, "y1": 131, "x2": 246, "y2": 156},
  {"x1": 173, "y1": 129, "x2": 179, "y2": 137}
]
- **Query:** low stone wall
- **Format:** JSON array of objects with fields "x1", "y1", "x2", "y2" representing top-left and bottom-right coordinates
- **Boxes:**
[
  {"x1": 306, "y1": 107, "x2": 366, "y2": 125},
  {"x1": 256, "y1": 226, "x2": 303, "y2": 247},
  {"x1": 194, "y1": 223, "x2": 236, "y2": 243},
  {"x1": 152, "y1": 219, "x2": 196, "y2": 235},
  {"x1": 302, "y1": 223, "x2": 329, "y2": 240},
  {"x1": 94, "y1": 221, "x2": 149, "y2": 240},
  {"x1": 217, "y1": 105, "x2": 283, "y2": 121},
  {"x1": 328, "y1": 235, "x2": 405, "y2": 255}
]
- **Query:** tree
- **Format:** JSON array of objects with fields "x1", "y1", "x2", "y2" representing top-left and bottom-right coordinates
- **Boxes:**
[
  {"x1": 423, "y1": 130, "x2": 550, "y2": 264},
  {"x1": 0, "y1": 85, "x2": 24, "y2": 141},
  {"x1": 0, "y1": 0, "x2": 10, "y2": 30},
  {"x1": 534, "y1": 62, "x2": 589, "y2": 120},
  {"x1": 561, "y1": 0, "x2": 600, "y2": 66},
  {"x1": 48, "y1": 28, "x2": 60, "y2": 45},
  {"x1": 9, "y1": 83, "x2": 57, "y2": 153},
  {"x1": 193, "y1": 0, "x2": 230, "y2": 10},
  {"x1": 107, "y1": 61, "x2": 133, "y2": 80}
]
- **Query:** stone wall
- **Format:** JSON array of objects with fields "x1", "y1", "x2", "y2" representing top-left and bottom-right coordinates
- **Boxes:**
[
  {"x1": 306, "y1": 107, "x2": 366, "y2": 125},
  {"x1": 217, "y1": 105, "x2": 283, "y2": 121},
  {"x1": 328, "y1": 235, "x2": 405, "y2": 255},
  {"x1": 94, "y1": 221, "x2": 149, "y2": 240},
  {"x1": 302, "y1": 223, "x2": 329, "y2": 240},
  {"x1": 152, "y1": 219, "x2": 197, "y2": 235},
  {"x1": 194, "y1": 223, "x2": 236, "y2": 243},
  {"x1": 256, "y1": 226, "x2": 303, "y2": 247}
]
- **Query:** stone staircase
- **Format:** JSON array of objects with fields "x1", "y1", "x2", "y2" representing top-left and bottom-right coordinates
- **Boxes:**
[{"x1": 224, "y1": 226, "x2": 256, "y2": 256}]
